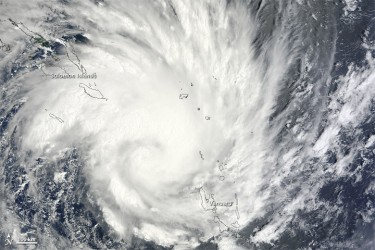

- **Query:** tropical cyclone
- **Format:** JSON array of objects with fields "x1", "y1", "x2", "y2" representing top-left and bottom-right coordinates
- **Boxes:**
[
  {"x1": 15, "y1": 0, "x2": 275, "y2": 246},
  {"x1": 1, "y1": 0, "x2": 375, "y2": 249}
]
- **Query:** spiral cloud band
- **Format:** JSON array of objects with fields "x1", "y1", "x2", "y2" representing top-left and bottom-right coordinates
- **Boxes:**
[{"x1": 1, "y1": 0, "x2": 375, "y2": 249}]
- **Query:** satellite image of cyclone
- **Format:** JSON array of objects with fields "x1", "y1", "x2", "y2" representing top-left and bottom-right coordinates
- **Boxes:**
[{"x1": 0, "y1": 0, "x2": 375, "y2": 249}]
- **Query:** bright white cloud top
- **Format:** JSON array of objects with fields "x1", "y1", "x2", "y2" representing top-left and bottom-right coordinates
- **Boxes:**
[{"x1": 0, "y1": 0, "x2": 374, "y2": 249}]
